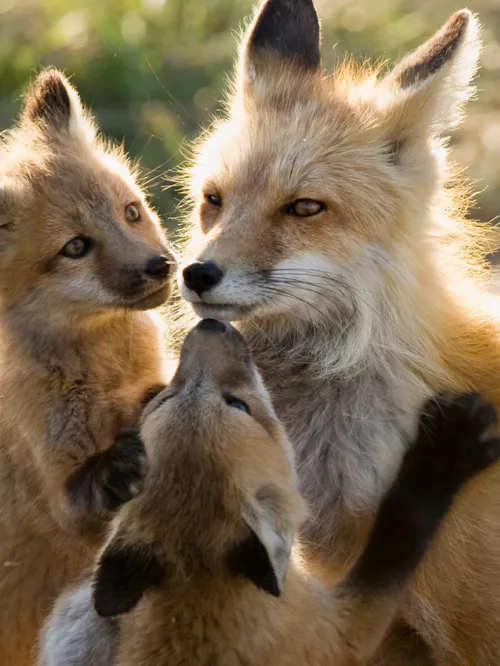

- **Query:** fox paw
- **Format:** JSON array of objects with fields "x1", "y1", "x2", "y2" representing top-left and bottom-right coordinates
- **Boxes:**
[
  {"x1": 415, "y1": 392, "x2": 500, "y2": 483},
  {"x1": 66, "y1": 430, "x2": 148, "y2": 514}
]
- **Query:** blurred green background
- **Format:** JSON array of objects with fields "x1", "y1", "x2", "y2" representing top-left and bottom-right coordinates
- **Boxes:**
[{"x1": 1, "y1": 0, "x2": 500, "y2": 236}]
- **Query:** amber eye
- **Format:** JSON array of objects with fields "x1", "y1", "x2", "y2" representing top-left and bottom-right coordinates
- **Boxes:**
[
  {"x1": 204, "y1": 193, "x2": 222, "y2": 207},
  {"x1": 125, "y1": 203, "x2": 141, "y2": 223},
  {"x1": 284, "y1": 199, "x2": 325, "y2": 217},
  {"x1": 61, "y1": 237, "x2": 92, "y2": 259}
]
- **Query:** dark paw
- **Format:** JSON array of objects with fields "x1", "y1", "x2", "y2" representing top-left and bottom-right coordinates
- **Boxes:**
[
  {"x1": 415, "y1": 392, "x2": 500, "y2": 482},
  {"x1": 66, "y1": 430, "x2": 148, "y2": 514},
  {"x1": 140, "y1": 384, "x2": 167, "y2": 410}
]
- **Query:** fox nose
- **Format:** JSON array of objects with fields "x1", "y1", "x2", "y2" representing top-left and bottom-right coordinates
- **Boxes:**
[
  {"x1": 183, "y1": 261, "x2": 223, "y2": 296},
  {"x1": 196, "y1": 318, "x2": 226, "y2": 333},
  {"x1": 144, "y1": 255, "x2": 171, "y2": 279}
]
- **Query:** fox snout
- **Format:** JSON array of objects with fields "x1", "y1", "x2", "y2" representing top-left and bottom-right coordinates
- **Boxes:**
[
  {"x1": 145, "y1": 255, "x2": 171, "y2": 279},
  {"x1": 183, "y1": 261, "x2": 223, "y2": 296},
  {"x1": 106, "y1": 249, "x2": 175, "y2": 310}
]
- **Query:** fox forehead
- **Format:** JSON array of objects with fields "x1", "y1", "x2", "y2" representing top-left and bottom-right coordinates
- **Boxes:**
[
  {"x1": 34, "y1": 151, "x2": 143, "y2": 209},
  {"x1": 193, "y1": 90, "x2": 392, "y2": 207}
]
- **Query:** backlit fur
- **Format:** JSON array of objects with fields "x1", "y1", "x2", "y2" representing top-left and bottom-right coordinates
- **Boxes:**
[
  {"x1": 38, "y1": 323, "x2": 449, "y2": 666},
  {"x1": 0, "y1": 69, "x2": 174, "y2": 664},
  {"x1": 179, "y1": 4, "x2": 500, "y2": 663}
]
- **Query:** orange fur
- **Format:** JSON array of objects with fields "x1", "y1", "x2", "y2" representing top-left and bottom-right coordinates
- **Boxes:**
[
  {"x1": 0, "y1": 69, "x2": 174, "y2": 664},
  {"x1": 39, "y1": 327, "x2": 500, "y2": 666},
  {"x1": 178, "y1": 4, "x2": 500, "y2": 663}
]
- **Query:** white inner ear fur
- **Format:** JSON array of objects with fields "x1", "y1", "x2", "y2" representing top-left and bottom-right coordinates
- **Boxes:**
[
  {"x1": 376, "y1": 12, "x2": 481, "y2": 136},
  {"x1": 242, "y1": 497, "x2": 293, "y2": 592},
  {"x1": 65, "y1": 81, "x2": 96, "y2": 146}
]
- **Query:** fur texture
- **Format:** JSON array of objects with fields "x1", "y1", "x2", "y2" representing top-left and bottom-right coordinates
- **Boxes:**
[
  {"x1": 179, "y1": 2, "x2": 500, "y2": 662},
  {"x1": 0, "y1": 69, "x2": 174, "y2": 664},
  {"x1": 38, "y1": 325, "x2": 500, "y2": 666}
]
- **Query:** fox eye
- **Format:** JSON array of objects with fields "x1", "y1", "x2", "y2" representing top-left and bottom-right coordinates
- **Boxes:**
[
  {"x1": 224, "y1": 393, "x2": 251, "y2": 415},
  {"x1": 284, "y1": 199, "x2": 325, "y2": 217},
  {"x1": 125, "y1": 203, "x2": 141, "y2": 223},
  {"x1": 205, "y1": 193, "x2": 222, "y2": 207},
  {"x1": 61, "y1": 237, "x2": 92, "y2": 259}
]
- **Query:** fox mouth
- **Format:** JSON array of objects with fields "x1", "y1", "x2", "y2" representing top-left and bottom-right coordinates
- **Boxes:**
[
  {"x1": 191, "y1": 302, "x2": 254, "y2": 322},
  {"x1": 123, "y1": 281, "x2": 172, "y2": 311}
]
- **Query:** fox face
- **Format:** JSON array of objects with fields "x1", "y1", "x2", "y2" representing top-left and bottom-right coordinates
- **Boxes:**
[
  {"x1": 180, "y1": 0, "x2": 480, "y2": 326},
  {"x1": 92, "y1": 319, "x2": 304, "y2": 618},
  {"x1": 0, "y1": 70, "x2": 175, "y2": 319}
]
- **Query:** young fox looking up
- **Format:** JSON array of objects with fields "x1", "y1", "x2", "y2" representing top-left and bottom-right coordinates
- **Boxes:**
[
  {"x1": 40, "y1": 320, "x2": 500, "y2": 666},
  {"x1": 180, "y1": 1, "x2": 500, "y2": 662},
  {"x1": 0, "y1": 69, "x2": 174, "y2": 665}
]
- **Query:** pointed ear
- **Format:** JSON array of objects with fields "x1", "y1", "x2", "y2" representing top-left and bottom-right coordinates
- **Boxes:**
[
  {"x1": 22, "y1": 68, "x2": 95, "y2": 142},
  {"x1": 229, "y1": 489, "x2": 294, "y2": 597},
  {"x1": 93, "y1": 542, "x2": 164, "y2": 618},
  {"x1": 378, "y1": 10, "x2": 480, "y2": 145},
  {"x1": 241, "y1": 0, "x2": 321, "y2": 86}
]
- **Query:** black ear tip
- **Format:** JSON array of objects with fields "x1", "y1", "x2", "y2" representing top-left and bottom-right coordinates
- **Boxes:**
[
  {"x1": 263, "y1": 573, "x2": 281, "y2": 597},
  {"x1": 24, "y1": 68, "x2": 72, "y2": 124},
  {"x1": 93, "y1": 546, "x2": 164, "y2": 618},
  {"x1": 389, "y1": 7, "x2": 477, "y2": 91},
  {"x1": 93, "y1": 589, "x2": 137, "y2": 618},
  {"x1": 228, "y1": 531, "x2": 283, "y2": 597},
  {"x1": 248, "y1": 0, "x2": 321, "y2": 71}
]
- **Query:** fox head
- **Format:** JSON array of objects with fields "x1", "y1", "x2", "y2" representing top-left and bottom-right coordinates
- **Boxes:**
[
  {"x1": 92, "y1": 319, "x2": 304, "y2": 618},
  {"x1": 0, "y1": 69, "x2": 175, "y2": 323},
  {"x1": 180, "y1": 1, "x2": 481, "y2": 343}
]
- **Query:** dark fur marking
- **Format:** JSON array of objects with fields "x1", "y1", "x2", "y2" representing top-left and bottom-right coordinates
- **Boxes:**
[
  {"x1": 24, "y1": 69, "x2": 71, "y2": 127},
  {"x1": 387, "y1": 139, "x2": 405, "y2": 165},
  {"x1": 65, "y1": 429, "x2": 147, "y2": 513},
  {"x1": 228, "y1": 529, "x2": 281, "y2": 597},
  {"x1": 346, "y1": 392, "x2": 500, "y2": 592},
  {"x1": 140, "y1": 384, "x2": 167, "y2": 410},
  {"x1": 248, "y1": 0, "x2": 321, "y2": 71},
  {"x1": 93, "y1": 545, "x2": 164, "y2": 617},
  {"x1": 395, "y1": 12, "x2": 469, "y2": 90}
]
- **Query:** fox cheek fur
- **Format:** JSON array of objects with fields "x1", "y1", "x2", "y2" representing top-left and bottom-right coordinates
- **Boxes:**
[{"x1": 179, "y1": 1, "x2": 479, "y2": 328}]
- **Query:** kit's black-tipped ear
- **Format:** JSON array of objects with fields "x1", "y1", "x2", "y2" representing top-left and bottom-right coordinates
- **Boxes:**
[
  {"x1": 21, "y1": 68, "x2": 96, "y2": 143},
  {"x1": 229, "y1": 490, "x2": 294, "y2": 597},
  {"x1": 228, "y1": 529, "x2": 282, "y2": 597},
  {"x1": 93, "y1": 544, "x2": 164, "y2": 618},
  {"x1": 246, "y1": 0, "x2": 321, "y2": 72},
  {"x1": 23, "y1": 69, "x2": 72, "y2": 129}
]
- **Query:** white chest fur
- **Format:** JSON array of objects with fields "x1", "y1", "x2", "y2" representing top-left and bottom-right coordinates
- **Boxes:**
[{"x1": 249, "y1": 329, "x2": 429, "y2": 558}]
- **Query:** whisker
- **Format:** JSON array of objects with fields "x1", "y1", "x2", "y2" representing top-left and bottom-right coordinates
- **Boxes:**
[
  {"x1": 259, "y1": 285, "x2": 344, "y2": 322},
  {"x1": 262, "y1": 275, "x2": 377, "y2": 316}
]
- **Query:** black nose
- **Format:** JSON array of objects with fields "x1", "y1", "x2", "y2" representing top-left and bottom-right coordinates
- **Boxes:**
[
  {"x1": 196, "y1": 319, "x2": 226, "y2": 333},
  {"x1": 183, "y1": 261, "x2": 223, "y2": 296},
  {"x1": 144, "y1": 255, "x2": 170, "y2": 279}
]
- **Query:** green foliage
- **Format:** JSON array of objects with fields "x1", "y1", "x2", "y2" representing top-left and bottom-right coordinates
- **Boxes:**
[{"x1": 2, "y1": 0, "x2": 500, "y2": 228}]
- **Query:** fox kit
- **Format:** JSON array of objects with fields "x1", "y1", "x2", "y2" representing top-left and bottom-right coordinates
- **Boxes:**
[
  {"x1": 0, "y1": 69, "x2": 174, "y2": 664},
  {"x1": 179, "y1": 1, "x2": 500, "y2": 663},
  {"x1": 38, "y1": 320, "x2": 500, "y2": 666}
]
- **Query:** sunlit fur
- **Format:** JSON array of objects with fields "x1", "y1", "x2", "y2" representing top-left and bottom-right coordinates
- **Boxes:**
[
  {"x1": 0, "y1": 69, "x2": 174, "y2": 665},
  {"x1": 37, "y1": 324, "x2": 439, "y2": 666},
  {"x1": 178, "y1": 5, "x2": 500, "y2": 663}
]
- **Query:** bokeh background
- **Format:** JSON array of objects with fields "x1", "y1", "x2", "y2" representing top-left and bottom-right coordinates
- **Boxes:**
[{"x1": 2, "y1": 0, "x2": 500, "y2": 239}]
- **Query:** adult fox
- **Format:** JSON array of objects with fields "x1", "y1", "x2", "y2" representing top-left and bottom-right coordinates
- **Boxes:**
[{"x1": 180, "y1": 1, "x2": 500, "y2": 663}]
